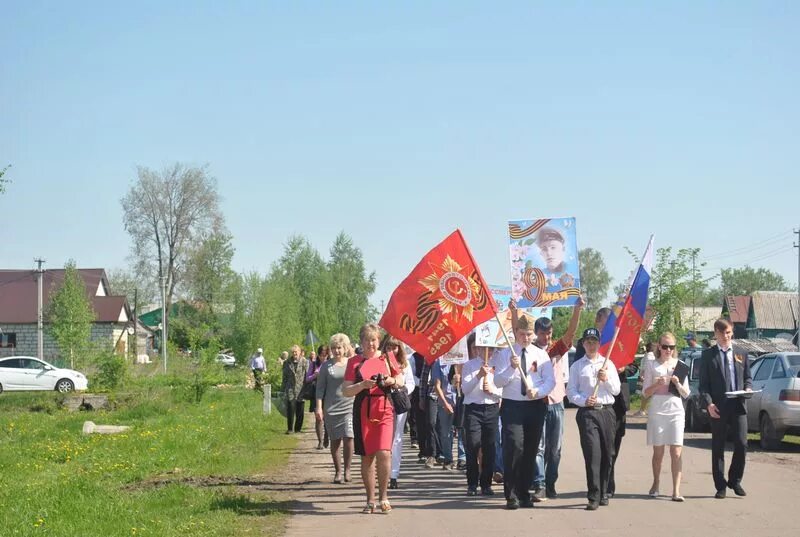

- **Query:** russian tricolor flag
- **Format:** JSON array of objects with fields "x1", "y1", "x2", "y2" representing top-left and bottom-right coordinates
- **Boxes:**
[{"x1": 600, "y1": 235, "x2": 654, "y2": 367}]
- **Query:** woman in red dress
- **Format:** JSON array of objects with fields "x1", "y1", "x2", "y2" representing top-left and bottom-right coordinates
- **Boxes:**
[{"x1": 342, "y1": 323, "x2": 404, "y2": 514}]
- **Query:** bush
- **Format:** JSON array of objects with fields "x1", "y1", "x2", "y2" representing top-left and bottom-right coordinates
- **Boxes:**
[{"x1": 89, "y1": 347, "x2": 129, "y2": 391}]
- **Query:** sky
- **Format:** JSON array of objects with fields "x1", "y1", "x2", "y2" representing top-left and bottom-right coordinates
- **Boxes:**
[{"x1": 2, "y1": 1, "x2": 799, "y2": 309}]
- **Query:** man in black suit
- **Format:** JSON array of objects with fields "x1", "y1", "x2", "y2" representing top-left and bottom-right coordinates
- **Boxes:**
[{"x1": 699, "y1": 318, "x2": 752, "y2": 499}]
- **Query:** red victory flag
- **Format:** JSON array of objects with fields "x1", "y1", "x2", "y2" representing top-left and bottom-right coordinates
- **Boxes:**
[{"x1": 379, "y1": 230, "x2": 497, "y2": 364}]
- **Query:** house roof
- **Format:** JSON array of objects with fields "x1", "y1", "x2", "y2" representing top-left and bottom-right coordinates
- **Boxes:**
[
  {"x1": 732, "y1": 338, "x2": 798, "y2": 354},
  {"x1": 680, "y1": 307, "x2": 721, "y2": 333},
  {"x1": 0, "y1": 269, "x2": 129, "y2": 324},
  {"x1": 750, "y1": 291, "x2": 799, "y2": 331},
  {"x1": 724, "y1": 295, "x2": 751, "y2": 324}
]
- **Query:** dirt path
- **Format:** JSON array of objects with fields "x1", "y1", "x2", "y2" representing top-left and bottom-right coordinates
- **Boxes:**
[{"x1": 282, "y1": 410, "x2": 800, "y2": 537}]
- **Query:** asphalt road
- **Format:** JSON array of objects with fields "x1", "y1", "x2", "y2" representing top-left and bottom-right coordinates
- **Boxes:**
[{"x1": 283, "y1": 409, "x2": 800, "y2": 537}]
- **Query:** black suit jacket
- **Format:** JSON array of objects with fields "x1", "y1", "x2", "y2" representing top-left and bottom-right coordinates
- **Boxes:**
[{"x1": 698, "y1": 346, "x2": 752, "y2": 415}]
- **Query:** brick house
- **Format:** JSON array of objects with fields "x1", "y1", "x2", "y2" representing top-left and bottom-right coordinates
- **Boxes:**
[{"x1": 0, "y1": 268, "x2": 133, "y2": 361}]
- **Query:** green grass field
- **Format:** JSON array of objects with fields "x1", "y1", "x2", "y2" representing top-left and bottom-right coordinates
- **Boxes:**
[{"x1": 0, "y1": 375, "x2": 296, "y2": 537}]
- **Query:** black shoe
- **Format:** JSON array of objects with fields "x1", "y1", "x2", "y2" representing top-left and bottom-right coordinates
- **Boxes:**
[
  {"x1": 586, "y1": 502, "x2": 599, "y2": 511},
  {"x1": 285, "y1": 430, "x2": 292, "y2": 435},
  {"x1": 715, "y1": 489, "x2": 727, "y2": 499},
  {"x1": 532, "y1": 488, "x2": 547, "y2": 503},
  {"x1": 481, "y1": 487, "x2": 495, "y2": 496},
  {"x1": 467, "y1": 488, "x2": 478, "y2": 496},
  {"x1": 545, "y1": 486, "x2": 558, "y2": 500},
  {"x1": 389, "y1": 478, "x2": 398, "y2": 489},
  {"x1": 456, "y1": 460, "x2": 467, "y2": 471},
  {"x1": 599, "y1": 496, "x2": 609, "y2": 506},
  {"x1": 519, "y1": 499, "x2": 535, "y2": 508},
  {"x1": 506, "y1": 499, "x2": 519, "y2": 510},
  {"x1": 728, "y1": 482, "x2": 746, "y2": 497}
]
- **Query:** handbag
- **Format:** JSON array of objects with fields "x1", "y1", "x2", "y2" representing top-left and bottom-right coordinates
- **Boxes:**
[
  {"x1": 384, "y1": 356, "x2": 411, "y2": 415},
  {"x1": 298, "y1": 380, "x2": 316, "y2": 401}
]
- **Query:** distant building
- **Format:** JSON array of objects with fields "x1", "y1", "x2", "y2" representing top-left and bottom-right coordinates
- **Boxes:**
[
  {"x1": 0, "y1": 268, "x2": 139, "y2": 361},
  {"x1": 723, "y1": 291, "x2": 798, "y2": 341}
]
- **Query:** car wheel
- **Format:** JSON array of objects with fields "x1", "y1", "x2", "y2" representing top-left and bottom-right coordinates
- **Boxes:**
[
  {"x1": 0, "y1": 382, "x2": 3, "y2": 395},
  {"x1": 56, "y1": 378, "x2": 75, "y2": 393},
  {"x1": 759, "y1": 413, "x2": 783, "y2": 450}
]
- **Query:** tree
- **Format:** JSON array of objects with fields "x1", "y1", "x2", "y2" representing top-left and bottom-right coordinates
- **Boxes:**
[
  {"x1": 46, "y1": 261, "x2": 96, "y2": 368},
  {"x1": 578, "y1": 248, "x2": 612, "y2": 311},
  {"x1": 328, "y1": 232, "x2": 378, "y2": 337},
  {"x1": 718, "y1": 266, "x2": 794, "y2": 296},
  {"x1": 183, "y1": 231, "x2": 237, "y2": 313},
  {"x1": 106, "y1": 267, "x2": 158, "y2": 311},
  {"x1": 121, "y1": 163, "x2": 223, "y2": 340},
  {"x1": 0, "y1": 164, "x2": 10, "y2": 194}
]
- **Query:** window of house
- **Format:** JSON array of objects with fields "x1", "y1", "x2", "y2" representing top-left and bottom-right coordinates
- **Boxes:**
[{"x1": 0, "y1": 333, "x2": 16, "y2": 348}]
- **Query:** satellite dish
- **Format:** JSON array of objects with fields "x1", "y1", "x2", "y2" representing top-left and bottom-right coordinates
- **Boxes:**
[{"x1": 127, "y1": 326, "x2": 135, "y2": 335}]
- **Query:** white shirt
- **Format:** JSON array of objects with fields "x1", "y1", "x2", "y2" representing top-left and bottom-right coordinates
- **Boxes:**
[
  {"x1": 567, "y1": 354, "x2": 621, "y2": 407},
  {"x1": 402, "y1": 362, "x2": 416, "y2": 395},
  {"x1": 492, "y1": 344, "x2": 555, "y2": 402},
  {"x1": 249, "y1": 354, "x2": 266, "y2": 371},
  {"x1": 461, "y1": 357, "x2": 502, "y2": 405}
]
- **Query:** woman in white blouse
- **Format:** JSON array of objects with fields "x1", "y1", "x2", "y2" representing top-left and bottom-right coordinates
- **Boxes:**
[{"x1": 642, "y1": 332, "x2": 690, "y2": 501}]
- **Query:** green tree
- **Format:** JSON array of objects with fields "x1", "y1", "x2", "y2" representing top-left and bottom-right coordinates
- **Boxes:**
[
  {"x1": 46, "y1": 261, "x2": 96, "y2": 368},
  {"x1": 328, "y1": 232, "x2": 378, "y2": 337},
  {"x1": 0, "y1": 164, "x2": 10, "y2": 194},
  {"x1": 184, "y1": 231, "x2": 237, "y2": 313},
  {"x1": 718, "y1": 266, "x2": 794, "y2": 296},
  {"x1": 578, "y1": 248, "x2": 612, "y2": 311}
]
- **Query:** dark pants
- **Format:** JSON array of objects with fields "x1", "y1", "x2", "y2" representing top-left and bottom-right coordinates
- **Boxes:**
[
  {"x1": 607, "y1": 411, "x2": 626, "y2": 495},
  {"x1": 409, "y1": 389, "x2": 419, "y2": 443},
  {"x1": 576, "y1": 406, "x2": 616, "y2": 504},
  {"x1": 501, "y1": 398, "x2": 547, "y2": 503},
  {"x1": 286, "y1": 400, "x2": 305, "y2": 432},
  {"x1": 464, "y1": 403, "x2": 499, "y2": 490},
  {"x1": 710, "y1": 408, "x2": 748, "y2": 491},
  {"x1": 422, "y1": 397, "x2": 441, "y2": 458}
]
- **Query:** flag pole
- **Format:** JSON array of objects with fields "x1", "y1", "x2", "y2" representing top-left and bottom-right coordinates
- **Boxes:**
[{"x1": 457, "y1": 229, "x2": 535, "y2": 399}]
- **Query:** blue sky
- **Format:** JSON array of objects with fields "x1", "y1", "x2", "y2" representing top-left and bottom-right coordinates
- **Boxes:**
[{"x1": 2, "y1": 1, "x2": 798, "y2": 308}]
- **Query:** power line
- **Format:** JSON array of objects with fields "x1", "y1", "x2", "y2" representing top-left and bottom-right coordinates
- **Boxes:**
[
  {"x1": 699, "y1": 246, "x2": 792, "y2": 273},
  {"x1": 700, "y1": 229, "x2": 793, "y2": 262}
]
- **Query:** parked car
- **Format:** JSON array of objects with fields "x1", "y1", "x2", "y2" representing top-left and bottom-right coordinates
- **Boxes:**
[
  {"x1": 680, "y1": 348, "x2": 709, "y2": 432},
  {"x1": 0, "y1": 356, "x2": 88, "y2": 393},
  {"x1": 746, "y1": 352, "x2": 800, "y2": 450},
  {"x1": 215, "y1": 353, "x2": 236, "y2": 367}
]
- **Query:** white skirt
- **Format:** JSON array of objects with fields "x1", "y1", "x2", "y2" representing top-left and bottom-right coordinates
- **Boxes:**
[{"x1": 646, "y1": 394, "x2": 685, "y2": 446}]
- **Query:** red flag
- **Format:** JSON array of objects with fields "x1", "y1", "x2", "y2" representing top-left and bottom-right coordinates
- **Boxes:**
[{"x1": 379, "y1": 230, "x2": 497, "y2": 364}]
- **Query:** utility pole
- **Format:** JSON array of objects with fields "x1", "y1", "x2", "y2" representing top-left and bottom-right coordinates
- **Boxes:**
[
  {"x1": 34, "y1": 258, "x2": 46, "y2": 360},
  {"x1": 691, "y1": 250, "x2": 697, "y2": 333},
  {"x1": 794, "y1": 228, "x2": 799, "y2": 346},
  {"x1": 160, "y1": 275, "x2": 168, "y2": 373},
  {"x1": 133, "y1": 288, "x2": 138, "y2": 362}
]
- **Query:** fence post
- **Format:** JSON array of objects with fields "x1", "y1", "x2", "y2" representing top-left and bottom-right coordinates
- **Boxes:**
[{"x1": 263, "y1": 384, "x2": 272, "y2": 415}]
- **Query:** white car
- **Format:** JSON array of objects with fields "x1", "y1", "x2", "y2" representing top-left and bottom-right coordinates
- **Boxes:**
[
  {"x1": 0, "y1": 356, "x2": 88, "y2": 393},
  {"x1": 215, "y1": 353, "x2": 236, "y2": 367}
]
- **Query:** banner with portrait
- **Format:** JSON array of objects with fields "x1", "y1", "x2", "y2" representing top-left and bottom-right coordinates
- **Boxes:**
[
  {"x1": 508, "y1": 217, "x2": 581, "y2": 308},
  {"x1": 474, "y1": 285, "x2": 552, "y2": 347}
]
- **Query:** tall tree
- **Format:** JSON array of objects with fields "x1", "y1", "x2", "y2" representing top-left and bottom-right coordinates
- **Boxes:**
[
  {"x1": 184, "y1": 231, "x2": 237, "y2": 313},
  {"x1": 0, "y1": 164, "x2": 10, "y2": 194},
  {"x1": 46, "y1": 261, "x2": 96, "y2": 368},
  {"x1": 106, "y1": 267, "x2": 157, "y2": 310},
  {"x1": 719, "y1": 266, "x2": 794, "y2": 296},
  {"x1": 578, "y1": 248, "x2": 612, "y2": 311},
  {"x1": 120, "y1": 163, "x2": 223, "y2": 338},
  {"x1": 328, "y1": 232, "x2": 378, "y2": 337}
]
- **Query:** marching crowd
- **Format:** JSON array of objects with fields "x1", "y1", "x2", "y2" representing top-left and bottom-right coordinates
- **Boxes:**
[{"x1": 259, "y1": 302, "x2": 752, "y2": 514}]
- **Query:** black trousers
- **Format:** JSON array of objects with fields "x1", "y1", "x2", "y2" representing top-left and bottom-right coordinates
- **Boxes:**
[
  {"x1": 464, "y1": 403, "x2": 499, "y2": 490},
  {"x1": 710, "y1": 407, "x2": 748, "y2": 491},
  {"x1": 286, "y1": 400, "x2": 305, "y2": 432},
  {"x1": 422, "y1": 397, "x2": 441, "y2": 458},
  {"x1": 607, "y1": 411, "x2": 626, "y2": 495},
  {"x1": 409, "y1": 389, "x2": 419, "y2": 443},
  {"x1": 576, "y1": 406, "x2": 616, "y2": 503},
  {"x1": 501, "y1": 398, "x2": 547, "y2": 503}
]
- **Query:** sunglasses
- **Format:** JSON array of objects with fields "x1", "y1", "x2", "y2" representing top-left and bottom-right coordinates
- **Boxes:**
[{"x1": 660, "y1": 344, "x2": 676, "y2": 351}]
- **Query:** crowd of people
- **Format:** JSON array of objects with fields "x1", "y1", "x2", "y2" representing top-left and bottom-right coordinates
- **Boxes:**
[{"x1": 259, "y1": 309, "x2": 751, "y2": 513}]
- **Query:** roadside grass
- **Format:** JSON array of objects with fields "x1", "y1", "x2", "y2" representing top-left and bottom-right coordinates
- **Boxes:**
[
  {"x1": 0, "y1": 370, "x2": 296, "y2": 537},
  {"x1": 747, "y1": 432, "x2": 800, "y2": 446}
]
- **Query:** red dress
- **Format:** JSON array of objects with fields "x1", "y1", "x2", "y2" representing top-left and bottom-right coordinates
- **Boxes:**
[{"x1": 345, "y1": 353, "x2": 400, "y2": 456}]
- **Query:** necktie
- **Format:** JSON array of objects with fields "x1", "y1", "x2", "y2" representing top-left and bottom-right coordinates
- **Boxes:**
[
  {"x1": 520, "y1": 348, "x2": 527, "y2": 396},
  {"x1": 722, "y1": 349, "x2": 734, "y2": 391}
]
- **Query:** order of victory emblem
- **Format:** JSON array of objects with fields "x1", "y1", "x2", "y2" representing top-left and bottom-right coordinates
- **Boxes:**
[{"x1": 419, "y1": 256, "x2": 481, "y2": 322}]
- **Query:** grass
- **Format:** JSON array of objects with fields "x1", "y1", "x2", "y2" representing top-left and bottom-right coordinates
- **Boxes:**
[{"x1": 0, "y1": 369, "x2": 297, "y2": 537}]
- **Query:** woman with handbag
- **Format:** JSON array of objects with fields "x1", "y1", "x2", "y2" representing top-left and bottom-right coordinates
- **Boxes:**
[
  {"x1": 382, "y1": 335, "x2": 415, "y2": 489},
  {"x1": 342, "y1": 324, "x2": 405, "y2": 514}
]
